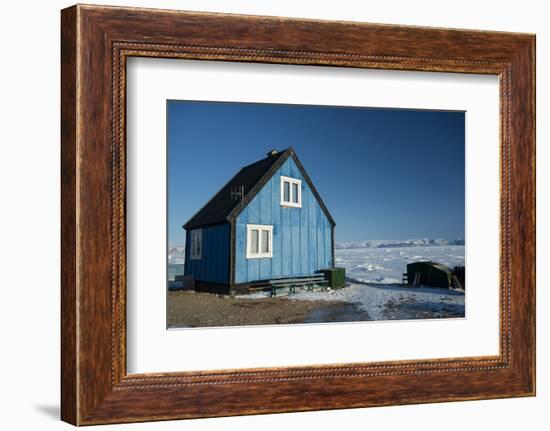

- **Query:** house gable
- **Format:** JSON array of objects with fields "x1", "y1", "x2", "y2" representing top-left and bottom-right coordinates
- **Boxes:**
[
  {"x1": 233, "y1": 155, "x2": 334, "y2": 284},
  {"x1": 228, "y1": 148, "x2": 335, "y2": 227}
]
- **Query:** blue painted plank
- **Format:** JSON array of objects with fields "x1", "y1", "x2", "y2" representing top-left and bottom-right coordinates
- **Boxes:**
[
  {"x1": 259, "y1": 178, "x2": 271, "y2": 225},
  {"x1": 213, "y1": 227, "x2": 220, "y2": 281},
  {"x1": 308, "y1": 186, "x2": 316, "y2": 227},
  {"x1": 289, "y1": 160, "x2": 300, "y2": 178},
  {"x1": 196, "y1": 229, "x2": 203, "y2": 280},
  {"x1": 210, "y1": 227, "x2": 217, "y2": 279},
  {"x1": 291, "y1": 206, "x2": 300, "y2": 226},
  {"x1": 281, "y1": 206, "x2": 291, "y2": 226},
  {"x1": 325, "y1": 227, "x2": 332, "y2": 268},
  {"x1": 272, "y1": 225, "x2": 282, "y2": 278},
  {"x1": 271, "y1": 173, "x2": 281, "y2": 226},
  {"x1": 300, "y1": 225, "x2": 309, "y2": 275},
  {"x1": 205, "y1": 227, "x2": 211, "y2": 280},
  {"x1": 291, "y1": 225, "x2": 301, "y2": 275},
  {"x1": 309, "y1": 227, "x2": 317, "y2": 273},
  {"x1": 185, "y1": 224, "x2": 229, "y2": 283},
  {"x1": 259, "y1": 255, "x2": 271, "y2": 280},
  {"x1": 282, "y1": 225, "x2": 292, "y2": 276},
  {"x1": 300, "y1": 185, "x2": 308, "y2": 226},
  {"x1": 213, "y1": 226, "x2": 224, "y2": 283},
  {"x1": 220, "y1": 226, "x2": 229, "y2": 282},
  {"x1": 290, "y1": 226, "x2": 300, "y2": 275},
  {"x1": 235, "y1": 223, "x2": 247, "y2": 283},
  {"x1": 238, "y1": 205, "x2": 248, "y2": 224},
  {"x1": 217, "y1": 226, "x2": 225, "y2": 283},
  {"x1": 183, "y1": 230, "x2": 190, "y2": 276},
  {"x1": 203, "y1": 227, "x2": 210, "y2": 280},
  {"x1": 247, "y1": 195, "x2": 261, "y2": 224},
  {"x1": 201, "y1": 226, "x2": 209, "y2": 281},
  {"x1": 281, "y1": 159, "x2": 291, "y2": 176},
  {"x1": 207, "y1": 228, "x2": 215, "y2": 282},
  {"x1": 317, "y1": 228, "x2": 324, "y2": 269},
  {"x1": 247, "y1": 256, "x2": 260, "y2": 281}
]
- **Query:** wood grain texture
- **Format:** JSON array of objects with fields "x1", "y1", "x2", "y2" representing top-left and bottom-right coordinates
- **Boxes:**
[
  {"x1": 60, "y1": 5, "x2": 78, "y2": 425},
  {"x1": 60, "y1": 4, "x2": 536, "y2": 425}
]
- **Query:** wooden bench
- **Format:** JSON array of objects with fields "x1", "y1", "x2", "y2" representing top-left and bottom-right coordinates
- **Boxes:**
[{"x1": 269, "y1": 276, "x2": 329, "y2": 297}]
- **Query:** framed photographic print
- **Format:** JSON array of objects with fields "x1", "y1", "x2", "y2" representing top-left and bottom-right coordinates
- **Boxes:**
[{"x1": 61, "y1": 4, "x2": 535, "y2": 425}]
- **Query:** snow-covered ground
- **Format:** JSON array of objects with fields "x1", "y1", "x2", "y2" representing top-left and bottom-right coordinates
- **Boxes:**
[
  {"x1": 337, "y1": 243, "x2": 465, "y2": 285},
  {"x1": 243, "y1": 283, "x2": 464, "y2": 321},
  {"x1": 292, "y1": 284, "x2": 464, "y2": 320},
  {"x1": 238, "y1": 241, "x2": 465, "y2": 321},
  {"x1": 169, "y1": 239, "x2": 465, "y2": 320},
  {"x1": 327, "y1": 242, "x2": 464, "y2": 319}
]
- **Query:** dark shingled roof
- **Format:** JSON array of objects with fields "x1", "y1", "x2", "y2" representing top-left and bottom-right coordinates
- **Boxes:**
[{"x1": 183, "y1": 149, "x2": 288, "y2": 229}]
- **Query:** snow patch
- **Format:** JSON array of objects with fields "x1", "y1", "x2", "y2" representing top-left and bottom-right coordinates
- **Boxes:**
[{"x1": 289, "y1": 283, "x2": 464, "y2": 320}]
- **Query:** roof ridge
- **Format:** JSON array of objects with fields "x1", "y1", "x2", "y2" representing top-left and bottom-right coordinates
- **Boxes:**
[
  {"x1": 239, "y1": 148, "x2": 288, "y2": 169},
  {"x1": 228, "y1": 149, "x2": 292, "y2": 220},
  {"x1": 227, "y1": 147, "x2": 335, "y2": 228},
  {"x1": 180, "y1": 165, "x2": 247, "y2": 229},
  {"x1": 182, "y1": 147, "x2": 336, "y2": 230},
  {"x1": 182, "y1": 148, "x2": 291, "y2": 229}
]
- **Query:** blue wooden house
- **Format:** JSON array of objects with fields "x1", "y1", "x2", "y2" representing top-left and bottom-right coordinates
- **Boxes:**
[{"x1": 183, "y1": 148, "x2": 335, "y2": 295}]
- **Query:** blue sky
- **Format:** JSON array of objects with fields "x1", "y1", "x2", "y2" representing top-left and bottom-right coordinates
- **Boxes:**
[{"x1": 168, "y1": 100, "x2": 465, "y2": 247}]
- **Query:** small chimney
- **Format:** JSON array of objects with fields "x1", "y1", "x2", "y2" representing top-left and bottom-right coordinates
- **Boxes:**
[{"x1": 266, "y1": 149, "x2": 278, "y2": 157}]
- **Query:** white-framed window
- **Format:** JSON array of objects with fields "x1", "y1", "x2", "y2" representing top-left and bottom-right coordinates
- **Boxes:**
[
  {"x1": 280, "y1": 175, "x2": 302, "y2": 208},
  {"x1": 246, "y1": 224, "x2": 273, "y2": 259},
  {"x1": 190, "y1": 229, "x2": 202, "y2": 260}
]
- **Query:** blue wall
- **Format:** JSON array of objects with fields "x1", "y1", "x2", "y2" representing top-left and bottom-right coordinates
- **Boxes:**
[
  {"x1": 235, "y1": 157, "x2": 333, "y2": 284},
  {"x1": 184, "y1": 223, "x2": 230, "y2": 285}
]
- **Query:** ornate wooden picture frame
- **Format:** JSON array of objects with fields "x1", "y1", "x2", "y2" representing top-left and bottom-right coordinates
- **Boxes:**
[{"x1": 61, "y1": 4, "x2": 535, "y2": 425}]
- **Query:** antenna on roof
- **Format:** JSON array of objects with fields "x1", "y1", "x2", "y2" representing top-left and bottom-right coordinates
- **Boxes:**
[{"x1": 230, "y1": 185, "x2": 245, "y2": 208}]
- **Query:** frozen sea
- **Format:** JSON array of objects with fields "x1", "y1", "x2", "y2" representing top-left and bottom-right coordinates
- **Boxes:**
[
  {"x1": 336, "y1": 243, "x2": 465, "y2": 285},
  {"x1": 241, "y1": 241, "x2": 466, "y2": 320}
]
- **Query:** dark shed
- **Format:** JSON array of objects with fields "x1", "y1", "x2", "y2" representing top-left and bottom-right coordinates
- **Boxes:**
[{"x1": 406, "y1": 261, "x2": 453, "y2": 288}]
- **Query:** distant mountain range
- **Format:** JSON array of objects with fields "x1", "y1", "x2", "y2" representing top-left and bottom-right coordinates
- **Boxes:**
[
  {"x1": 168, "y1": 239, "x2": 464, "y2": 264},
  {"x1": 335, "y1": 238, "x2": 464, "y2": 250}
]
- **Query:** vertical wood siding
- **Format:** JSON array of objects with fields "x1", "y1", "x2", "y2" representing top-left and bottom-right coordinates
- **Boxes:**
[
  {"x1": 235, "y1": 158, "x2": 333, "y2": 283},
  {"x1": 184, "y1": 223, "x2": 230, "y2": 284}
]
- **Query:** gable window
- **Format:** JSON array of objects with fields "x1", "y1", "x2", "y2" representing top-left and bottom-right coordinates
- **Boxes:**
[
  {"x1": 246, "y1": 224, "x2": 273, "y2": 259},
  {"x1": 280, "y1": 176, "x2": 302, "y2": 208},
  {"x1": 190, "y1": 229, "x2": 202, "y2": 259}
]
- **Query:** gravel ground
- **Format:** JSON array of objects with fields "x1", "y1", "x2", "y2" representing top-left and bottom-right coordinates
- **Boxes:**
[{"x1": 167, "y1": 290, "x2": 370, "y2": 328}]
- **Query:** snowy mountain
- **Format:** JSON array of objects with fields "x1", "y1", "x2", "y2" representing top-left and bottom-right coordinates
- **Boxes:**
[{"x1": 335, "y1": 238, "x2": 464, "y2": 250}]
